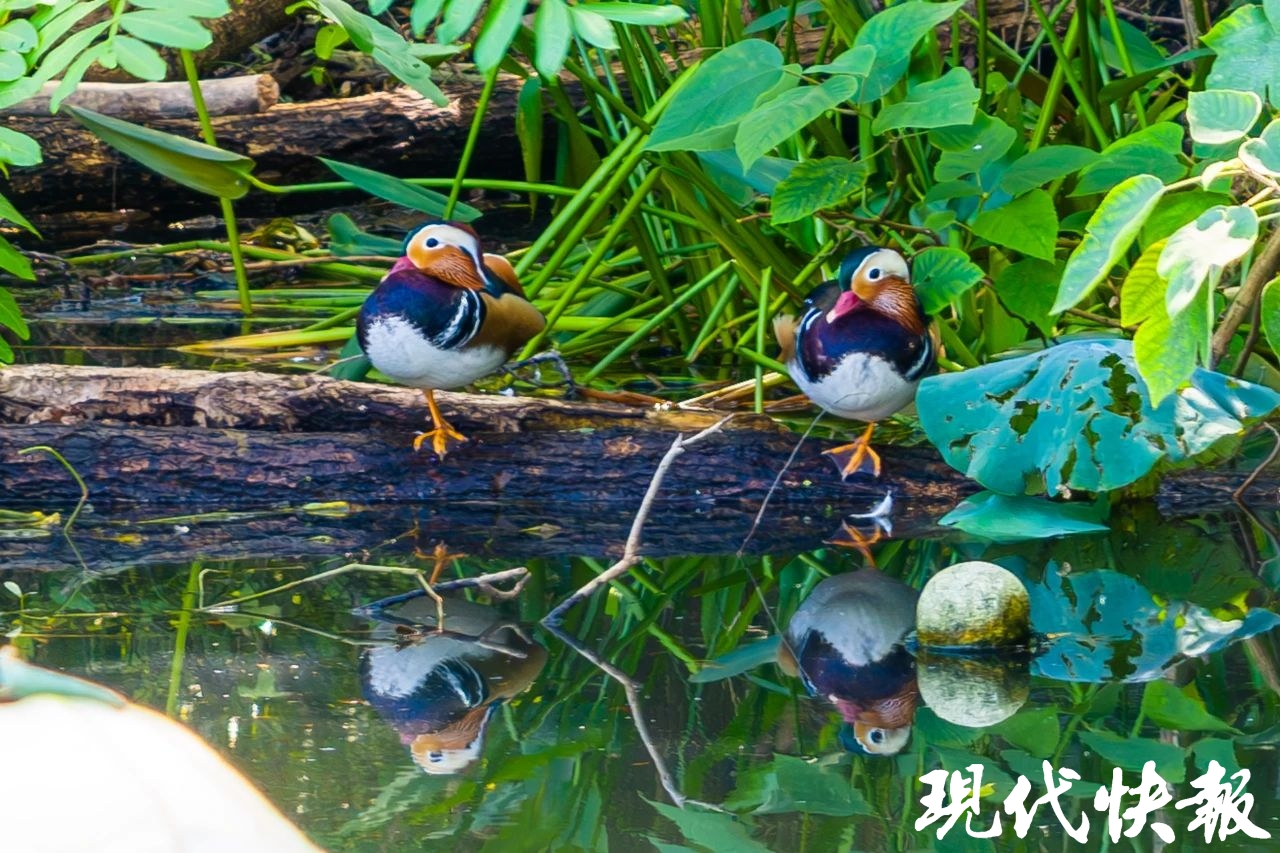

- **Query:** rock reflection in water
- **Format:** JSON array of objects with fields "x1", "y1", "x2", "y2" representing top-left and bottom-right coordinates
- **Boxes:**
[
  {"x1": 780, "y1": 568, "x2": 920, "y2": 755},
  {"x1": 358, "y1": 592, "x2": 546, "y2": 774}
]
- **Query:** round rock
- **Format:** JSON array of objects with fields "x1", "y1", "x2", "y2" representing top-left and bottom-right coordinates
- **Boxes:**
[{"x1": 916, "y1": 561, "x2": 1030, "y2": 648}]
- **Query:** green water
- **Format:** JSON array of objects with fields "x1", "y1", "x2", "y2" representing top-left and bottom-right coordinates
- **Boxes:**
[{"x1": 5, "y1": 500, "x2": 1280, "y2": 852}]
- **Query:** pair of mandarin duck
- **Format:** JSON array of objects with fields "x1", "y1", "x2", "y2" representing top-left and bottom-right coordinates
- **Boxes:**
[{"x1": 358, "y1": 222, "x2": 937, "y2": 473}]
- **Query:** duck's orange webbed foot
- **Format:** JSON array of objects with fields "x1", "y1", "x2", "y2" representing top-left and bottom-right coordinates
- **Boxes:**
[
  {"x1": 414, "y1": 389, "x2": 469, "y2": 457},
  {"x1": 824, "y1": 520, "x2": 884, "y2": 564},
  {"x1": 822, "y1": 423, "x2": 880, "y2": 479}
]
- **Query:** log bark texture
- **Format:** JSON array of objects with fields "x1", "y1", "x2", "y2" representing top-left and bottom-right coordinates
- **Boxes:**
[{"x1": 1, "y1": 76, "x2": 280, "y2": 119}]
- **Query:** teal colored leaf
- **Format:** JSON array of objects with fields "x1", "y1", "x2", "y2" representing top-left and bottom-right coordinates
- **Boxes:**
[
  {"x1": 1052, "y1": 174, "x2": 1164, "y2": 313},
  {"x1": 649, "y1": 798, "x2": 770, "y2": 853},
  {"x1": 66, "y1": 106, "x2": 251, "y2": 198},
  {"x1": 533, "y1": 0, "x2": 573, "y2": 78},
  {"x1": 1158, "y1": 205, "x2": 1257, "y2": 316},
  {"x1": 871, "y1": 67, "x2": 978, "y2": 133},
  {"x1": 999, "y1": 145, "x2": 1100, "y2": 195},
  {"x1": 735, "y1": 76, "x2": 857, "y2": 170},
  {"x1": 0, "y1": 127, "x2": 40, "y2": 167},
  {"x1": 1261, "y1": 278, "x2": 1280, "y2": 359},
  {"x1": 938, "y1": 492, "x2": 1109, "y2": 542},
  {"x1": 1073, "y1": 122, "x2": 1184, "y2": 196},
  {"x1": 1077, "y1": 729, "x2": 1187, "y2": 782},
  {"x1": 325, "y1": 213, "x2": 402, "y2": 257},
  {"x1": 1141, "y1": 680, "x2": 1239, "y2": 733},
  {"x1": 318, "y1": 157, "x2": 481, "y2": 221},
  {"x1": 1202, "y1": 6, "x2": 1280, "y2": 101},
  {"x1": 118, "y1": 11, "x2": 213, "y2": 50},
  {"x1": 970, "y1": 189, "x2": 1058, "y2": 261},
  {"x1": 1192, "y1": 739, "x2": 1241, "y2": 778},
  {"x1": 917, "y1": 338, "x2": 1280, "y2": 494},
  {"x1": 585, "y1": 2, "x2": 688, "y2": 25},
  {"x1": 130, "y1": 0, "x2": 229, "y2": 15},
  {"x1": 1186, "y1": 89, "x2": 1262, "y2": 145},
  {"x1": 911, "y1": 246, "x2": 985, "y2": 314},
  {"x1": 0, "y1": 236, "x2": 32, "y2": 281},
  {"x1": 993, "y1": 258, "x2": 1059, "y2": 336},
  {"x1": 646, "y1": 41, "x2": 785, "y2": 152},
  {"x1": 0, "y1": 19, "x2": 38, "y2": 52},
  {"x1": 1124, "y1": 240, "x2": 1207, "y2": 405},
  {"x1": 1239, "y1": 117, "x2": 1280, "y2": 177},
  {"x1": 473, "y1": 0, "x2": 526, "y2": 73},
  {"x1": 805, "y1": 43, "x2": 875, "y2": 77},
  {"x1": 931, "y1": 114, "x2": 1016, "y2": 183},
  {"x1": 724, "y1": 754, "x2": 873, "y2": 816},
  {"x1": 0, "y1": 50, "x2": 25, "y2": 82},
  {"x1": 112, "y1": 35, "x2": 167, "y2": 81},
  {"x1": 570, "y1": 8, "x2": 620, "y2": 49},
  {"x1": 850, "y1": 0, "x2": 964, "y2": 102},
  {"x1": 993, "y1": 708, "x2": 1060, "y2": 759},
  {"x1": 689, "y1": 637, "x2": 780, "y2": 683},
  {"x1": 770, "y1": 157, "x2": 868, "y2": 224}
]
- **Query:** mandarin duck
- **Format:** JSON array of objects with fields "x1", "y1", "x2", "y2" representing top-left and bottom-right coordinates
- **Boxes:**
[
  {"x1": 778, "y1": 568, "x2": 920, "y2": 755},
  {"x1": 359, "y1": 592, "x2": 547, "y2": 774},
  {"x1": 357, "y1": 221, "x2": 547, "y2": 456},
  {"x1": 775, "y1": 246, "x2": 937, "y2": 479}
]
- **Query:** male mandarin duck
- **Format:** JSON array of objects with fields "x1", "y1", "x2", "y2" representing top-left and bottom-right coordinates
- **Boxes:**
[
  {"x1": 778, "y1": 568, "x2": 920, "y2": 755},
  {"x1": 774, "y1": 245, "x2": 938, "y2": 479},
  {"x1": 357, "y1": 221, "x2": 546, "y2": 456}
]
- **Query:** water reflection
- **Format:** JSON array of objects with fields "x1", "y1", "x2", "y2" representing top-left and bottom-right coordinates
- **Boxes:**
[
  {"x1": 358, "y1": 591, "x2": 546, "y2": 775},
  {"x1": 779, "y1": 568, "x2": 919, "y2": 755}
]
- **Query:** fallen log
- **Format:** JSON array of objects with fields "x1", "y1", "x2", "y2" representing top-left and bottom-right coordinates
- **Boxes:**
[{"x1": 1, "y1": 76, "x2": 280, "y2": 119}]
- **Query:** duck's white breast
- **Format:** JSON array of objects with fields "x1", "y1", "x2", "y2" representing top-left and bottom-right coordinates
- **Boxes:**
[{"x1": 363, "y1": 315, "x2": 505, "y2": 389}]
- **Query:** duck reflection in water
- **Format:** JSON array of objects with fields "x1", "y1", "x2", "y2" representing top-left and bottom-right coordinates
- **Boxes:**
[
  {"x1": 779, "y1": 568, "x2": 920, "y2": 755},
  {"x1": 359, "y1": 591, "x2": 547, "y2": 774}
]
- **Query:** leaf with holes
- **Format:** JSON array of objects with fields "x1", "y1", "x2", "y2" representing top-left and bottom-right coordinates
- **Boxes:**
[{"x1": 917, "y1": 338, "x2": 1280, "y2": 495}]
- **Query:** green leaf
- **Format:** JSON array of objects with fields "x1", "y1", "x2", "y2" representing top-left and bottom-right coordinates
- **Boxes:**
[
  {"x1": 585, "y1": 2, "x2": 688, "y2": 26},
  {"x1": 993, "y1": 708, "x2": 1060, "y2": 759},
  {"x1": 1158, "y1": 205, "x2": 1257, "y2": 316},
  {"x1": 516, "y1": 76, "x2": 543, "y2": 194},
  {"x1": 805, "y1": 43, "x2": 875, "y2": 77},
  {"x1": 746, "y1": 0, "x2": 823, "y2": 33},
  {"x1": 689, "y1": 637, "x2": 780, "y2": 683},
  {"x1": 436, "y1": 0, "x2": 484, "y2": 43},
  {"x1": 112, "y1": 35, "x2": 167, "y2": 81},
  {"x1": 646, "y1": 41, "x2": 786, "y2": 152},
  {"x1": 1139, "y1": 190, "x2": 1232, "y2": 249},
  {"x1": 939, "y1": 492, "x2": 1109, "y2": 542},
  {"x1": 1203, "y1": 6, "x2": 1280, "y2": 101},
  {"x1": 1141, "y1": 680, "x2": 1240, "y2": 733},
  {"x1": 0, "y1": 50, "x2": 25, "y2": 82},
  {"x1": 1052, "y1": 174, "x2": 1164, "y2": 313},
  {"x1": 316, "y1": 0, "x2": 447, "y2": 105},
  {"x1": 1261, "y1": 278, "x2": 1280, "y2": 358},
  {"x1": 769, "y1": 157, "x2": 868, "y2": 224},
  {"x1": 970, "y1": 189, "x2": 1058, "y2": 261},
  {"x1": 118, "y1": 10, "x2": 213, "y2": 50},
  {"x1": 1186, "y1": 89, "x2": 1262, "y2": 145},
  {"x1": 570, "y1": 7, "x2": 620, "y2": 49},
  {"x1": 1073, "y1": 122, "x2": 1184, "y2": 196},
  {"x1": 0, "y1": 234, "x2": 33, "y2": 281},
  {"x1": 318, "y1": 157, "x2": 481, "y2": 221},
  {"x1": 931, "y1": 114, "x2": 1016, "y2": 183},
  {"x1": 325, "y1": 213, "x2": 402, "y2": 256},
  {"x1": 649, "y1": 798, "x2": 771, "y2": 853},
  {"x1": 911, "y1": 246, "x2": 985, "y2": 314},
  {"x1": 0, "y1": 283, "x2": 30, "y2": 336},
  {"x1": 735, "y1": 76, "x2": 857, "y2": 170},
  {"x1": 0, "y1": 127, "x2": 40, "y2": 167},
  {"x1": 533, "y1": 0, "x2": 573, "y2": 78},
  {"x1": 131, "y1": 0, "x2": 229, "y2": 16},
  {"x1": 851, "y1": 0, "x2": 964, "y2": 102},
  {"x1": 473, "y1": 0, "x2": 526, "y2": 73},
  {"x1": 871, "y1": 67, "x2": 978, "y2": 134},
  {"x1": 66, "y1": 106, "x2": 252, "y2": 199},
  {"x1": 1239, "y1": 117, "x2": 1280, "y2": 178},
  {"x1": 0, "y1": 191, "x2": 36, "y2": 234},
  {"x1": 998, "y1": 145, "x2": 1100, "y2": 195},
  {"x1": 1123, "y1": 240, "x2": 1208, "y2": 405},
  {"x1": 1077, "y1": 729, "x2": 1187, "y2": 782},
  {"x1": 993, "y1": 258, "x2": 1059, "y2": 336},
  {"x1": 0, "y1": 19, "x2": 38, "y2": 52},
  {"x1": 724, "y1": 754, "x2": 873, "y2": 816},
  {"x1": 314, "y1": 24, "x2": 348, "y2": 61},
  {"x1": 917, "y1": 338, "x2": 1280, "y2": 494}
]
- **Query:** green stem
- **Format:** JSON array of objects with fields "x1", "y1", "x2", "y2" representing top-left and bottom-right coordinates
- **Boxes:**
[
  {"x1": 445, "y1": 66, "x2": 499, "y2": 220},
  {"x1": 180, "y1": 48, "x2": 252, "y2": 316},
  {"x1": 755, "y1": 268, "x2": 771, "y2": 414},
  {"x1": 1028, "y1": 5, "x2": 1110, "y2": 146},
  {"x1": 166, "y1": 562, "x2": 200, "y2": 717}
]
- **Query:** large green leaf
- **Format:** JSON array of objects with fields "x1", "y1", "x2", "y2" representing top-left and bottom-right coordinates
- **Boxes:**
[
  {"x1": 318, "y1": 157, "x2": 481, "y2": 221},
  {"x1": 315, "y1": 0, "x2": 447, "y2": 105},
  {"x1": 1262, "y1": 278, "x2": 1280, "y2": 359},
  {"x1": 1123, "y1": 240, "x2": 1208, "y2": 405},
  {"x1": 931, "y1": 114, "x2": 1016, "y2": 184},
  {"x1": 1077, "y1": 730, "x2": 1187, "y2": 782},
  {"x1": 911, "y1": 246, "x2": 985, "y2": 314},
  {"x1": 646, "y1": 41, "x2": 786, "y2": 152},
  {"x1": 1158, "y1": 205, "x2": 1257, "y2": 315},
  {"x1": 472, "y1": 0, "x2": 526, "y2": 73},
  {"x1": 117, "y1": 10, "x2": 213, "y2": 50},
  {"x1": 998, "y1": 145, "x2": 1100, "y2": 195},
  {"x1": 0, "y1": 282, "x2": 30, "y2": 338},
  {"x1": 0, "y1": 127, "x2": 40, "y2": 167},
  {"x1": 649, "y1": 799, "x2": 770, "y2": 853},
  {"x1": 1186, "y1": 89, "x2": 1262, "y2": 145},
  {"x1": 1141, "y1": 681, "x2": 1239, "y2": 734},
  {"x1": 850, "y1": 0, "x2": 964, "y2": 103},
  {"x1": 769, "y1": 157, "x2": 868, "y2": 224},
  {"x1": 917, "y1": 338, "x2": 1280, "y2": 494},
  {"x1": 871, "y1": 67, "x2": 978, "y2": 134},
  {"x1": 724, "y1": 755, "x2": 873, "y2": 817},
  {"x1": 993, "y1": 258, "x2": 1059, "y2": 336},
  {"x1": 1073, "y1": 122, "x2": 1184, "y2": 196},
  {"x1": 1052, "y1": 174, "x2": 1164, "y2": 313},
  {"x1": 1203, "y1": 6, "x2": 1280, "y2": 101},
  {"x1": 66, "y1": 106, "x2": 253, "y2": 199},
  {"x1": 734, "y1": 76, "x2": 857, "y2": 170},
  {"x1": 938, "y1": 492, "x2": 1109, "y2": 542},
  {"x1": 969, "y1": 189, "x2": 1058, "y2": 261}
]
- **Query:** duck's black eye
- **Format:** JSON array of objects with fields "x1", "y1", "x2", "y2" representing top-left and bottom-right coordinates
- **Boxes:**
[
  {"x1": 425, "y1": 237, "x2": 440, "y2": 248},
  {"x1": 870, "y1": 729, "x2": 886, "y2": 744},
  {"x1": 867, "y1": 267, "x2": 882, "y2": 280}
]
